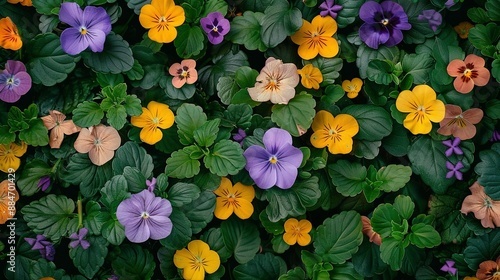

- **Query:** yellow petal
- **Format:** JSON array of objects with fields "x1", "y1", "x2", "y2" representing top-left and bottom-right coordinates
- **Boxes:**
[
  {"x1": 201, "y1": 249, "x2": 220, "y2": 274},
  {"x1": 284, "y1": 218, "x2": 299, "y2": 232},
  {"x1": 131, "y1": 107, "x2": 154, "y2": 128},
  {"x1": 311, "y1": 110, "x2": 335, "y2": 132},
  {"x1": 233, "y1": 199, "x2": 254, "y2": 220},
  {"x1": 327, "y1": 136, "x2": 354, "y2": 154},
  {"x1": 213, "y1": 177, "x2": 232, "y2": 197},
  {"x1": 173, "y1": 248, "x2": 194, "y2": 269},
  {"x1": 148, "y1": 24, "x2": 178, "y2": 43},
  {"x1": 11, "y1": 141, "x2": 27, "y2": 157},
  {"x1": 332, "y1": 114, "x2": 359, "y2": 137},
  {"x1": 310, "y1": 130, "x2": 330, "y2": 149},
  {"x1": 296, "y1": 233, "x2": 311, "y2": 246},
  {"x1": 413, "y1": 85, "x2": 437, "y2": 108},
  {"x1": 424, "y1": 100, "x2": 445, "y2": 123},
  {"x1": 298, "y1": 219, "x2": 312, "y2": 233},
  {"x1": 317, "y1": 36, "x2": 339, "y2": 58},
  {"x1": 311, "y1": 15, "x2": 337, "y2": 37},
  {"x1": 351, "y1": 78, "x2": 363, "y2": 90},
  {"x1": 147, "y1": 101, "x2": 174, "y2": 129},
  {"x1": 233, "y1": 182, "x2": 255, "y2": 202},
  {"x1": 283, "y1": 232, "x2": 297, "y2": 245},
  {"x1": 139, "y1": 126, "x2": 163, "y2": 145},
  {"x1": 166, "y1": 5, "x2": 186, "y2": 27},
  {"x1": 139, "y1": 5, "x2": 161, "y2": 29},
  {"x1": 214, "y1": 197, "x2": 233, "y2": 220},
  {"x1": 290, "y1": 19, "x2": 312, "y2": 45},
  {"x1": 403, "y1": 112, "x2": 432, "y2": 135},
  {"x1": 0, "y1": 153, "x2": 20, "y2": 173},
  {"x1": 297, "y1": 42, "x2": 319, "y2": 60},
  {"x1": 395, "y1": 89, "x2": 419, "y2": 113},
  {"x1": 188, "y1": 240, "x2": 210, "y2": 259}
]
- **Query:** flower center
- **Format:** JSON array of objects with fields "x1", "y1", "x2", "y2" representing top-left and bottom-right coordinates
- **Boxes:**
[
  {"x1": 159, "y1": 16, "x2": 167, "y2": 23},
  {"x1": 381, "y1": 18, "x2": 389, "y2": 25},
  {"x1": 269, "y1": 155, "x2": 278, "y2": 164},
  {"x1": 141, "y1": 211, "x2": 150, "y2": 219},
  {"x1": 152, "y1": 117, "x2": 159, "y2": 124},
  {"x1": 79, "y1": 27, "x2": 87, "y2": 35},
  {"x1": 463, "y1": 68, "x2": 473, "y2": 78},
  {"x1": 265, "y1": 78, "x2": 280, "y2": 91},
  {"x1": 94, "y1": 138, "x2": 101, "y2": 145},
  {"x1": 417, "y1": 105, "x2": 426, "y2": 113},
  {"x1": 347, "y1": 85, "x2": 356, "y2": 92},
  {"x1": 484, "y1": 197, "x2": 493, "y2": 208},
  {"x1": 181, "y1": 70, "x2": 189, "y2": 77},
  {"x1": 6, "y1": 77, "x2": 15, "y2": 85},
  {"x1": 328, "y1": 128, "x2": 337, "y2": 135},
  {"x1": 212, "y1": 26, "x2": 218, "y2": 33}
]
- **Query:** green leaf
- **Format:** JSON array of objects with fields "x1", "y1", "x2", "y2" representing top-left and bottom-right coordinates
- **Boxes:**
[
  {"x1": 175, "y1": 103, "x2": 207, "y2": 145},
  {"x1": 165, "y1": 147, "x2": 201, "y2": 179},
  {"x1": 468, "y1": 23, "x2": 500, "y2": 57},
  {"x1": 99, "y1": 175, "x2": 130, "y2": 210},
  {"x1": 72, "y1": 101, "x2": 104, "y2": 128},
  {"x1": 112, "y1": 244, "x2": 156, "y2": 280},
  {"x1": 16, "y1": 160, "x2": 51, "y2": 196},
  {"x1": 486, "y1": 0, "x2": 500, "y2": 21},
  {"x1": 233, "y1": 253, "x2": 287, "y2": 279},
  {"x1": 70, "y1": 236, "x2": 108, "y2": 279},
  {"x1": 330, "y1": 263, "x2": 364, "y2": 280},
  {"x1": 381, "y1": 123, "x2": 410, "y2": 157},
  {"x1": 310, "y1": 57, "x2": 343, "y2": 86},
  {"x1": 21, "y1": 194, "x2": 78, "y2": 242},
  {"x1": 259, "y1": 210, "x2": 285, "y2": 235},
  {"x1": 397, "y1": 0, "x2": 436, "y2": 44},
  {"x1": 81, "y1": 32, "x2": 134, "y2": 74},
  {"x1": 352, "y1": 239, "x2": 387, "y2": 277},
  {"x1": 221, "y1": 218, "x2": 261, "y2": 264},
  {"x1": 160, "y1": 209, "x2": 192, "y2": 250},
  {"x1": 217, "y1": 76, "x2": 240, "y2": 105},
  {"x1": 26, "y1": 33, "x2": 77, "y2": 86},
  {"x1": 367, "y1": 60, "x2": 394, "y2": 85},
  {"x1": 327, "y1": 160, "x2": 367, "y2": 197},
  {"x1": 467, "y1": 7, "x2": 490, "y2": 24},
  {"x1": 167, "y1": 183, "x2": 201, "y2": 207},
  {"x1": 201, "y1": 228, "x2": 232, "y2": 263},
  {"x1": 392, "y1": 195, "x2": 415, "y2": 220},
  {"x1": 278, "y1": 267, "x2": 306, "y2": 280},
  {"x1": 475, "y1": 144, "x2": 500, "y2": 200},
  {"x1": 408, "y1": 223, "x2": 441, "y2": 248},
  {"x1": 181, "y1": 191, "x2": 216, "y2": 234},
  {"x1": 204, "y1": 140, "x2": 246, "y2": 176},
  {"x1": 200, "y1": 0, "x2": 228, "y2": 18},
  {"x1": 344, "y1": 105, "x2": 392, "y2": 142},
  {"x1": 271, "y1": 92, "x2": 316, "y2": 137},
  {"x1": 106, "y1": 105, "x2": 127, "y2": 130},
  {"x1": 261, "y1": 0, "x2": 302, "y2": 48},
  {"x1": 428, "y1": 193, "x2": 471, "y2": 244},
  {"x1": 314, "y1": 211, "x2": 363, "y2": 264},
  {"x1": 0, "y1": 125, "x2": 15, "y2": 145},
  {"x1": 377, "y1": 165, "x2": 412, "y2": 192},
  {"x1": 379, "y1": 237, "x2": 406, "y2": 270},
  {"x1": 357, "y1": 45, "x2": 400, "y2": 79},
  {"x1": 463, "y1": 229, "x2": 500, "y2": 270},
  {"x1": 492, "y1": 59, "x2": 500, "y2": 83},
  {"x1": 402, "y1": 53, "x2": 434, "y2": 84},
  {"x1": 352, "y1": 140, "x2": 381, "y2": 160},
  {"x1": 159, "y1": 76, "x2": 196, "y2": 100},
  {"x1": 31, "y1": 0, "x2": 61, "y2": 15},
  {"x1": 227, "y1": 11, "x2": 267, "y2": 52},
  {"x1": 371, "y1": 203, "x2": 402, "y2": 239},
  {"x1": 83, "y1": 201, "x2": 107, "y2": 235},
  {"x1": 486, "y1": 99, "x2": 500, "y2": 119},
  {"x1": 122, "y1": 166, "x2": 146, "y2": 193},
  {"x1": 194, "y1": 119, "x2": 221, "y2": 147},
  {"x1": 112, "y1": 141, "x2": 154, "y2": 179},
  {"x1": 18, "y1": 119, "x2": 49, "y2": 146},
  {"x1": 174, "y1": 24, "x2": 205, "y2": 58},
  {"x1": 223, "y1": 104, "x2": 253, "y2": 129}
]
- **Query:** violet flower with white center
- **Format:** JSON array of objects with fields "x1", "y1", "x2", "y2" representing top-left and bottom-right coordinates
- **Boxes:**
[
  {"x1": 358, "y1": 1, "x2": 412, "y2": 49},
  {"x1": 446, "y1": 161, "x2": 464, "y2": 180},
  {"x1": 58, "y1": 2, "x2": 112, "y2": 55},
  {"x1": 0, "y1": 60, "x2": 32, "y2": 103},
  {"x1": 418, "y1": 10, "x2": 442, "y2": 32},
  {"x1": 146, "y1": 177, "x2": 156, "y2": 192},
  {"x1": 200, "y1": 12, "x2": 230, "y2": 45},
  {"x1": 319, "y1": 0, "x2": 343, "y2": 19},
  {"x1": 69, "y1": 228, "x2": 90, "y2": 249},
  {"x1": 37, "y1": 176, "x2": 51, "y2": 192},
  {"x1": 243, "y1": 128, "x2": 303, "y2": 189},
  {"x1": 24, "y1": 234, "x2": 55, "y2": 261},
  {"x1": 442, "y1": 137, "x2": 463, "y2": 157},
  {"x1": 116, "y1": 189, "x2": 173, "y2": 243}
]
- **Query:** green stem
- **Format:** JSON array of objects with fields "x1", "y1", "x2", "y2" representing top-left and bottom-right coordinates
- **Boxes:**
[{"x1": 77, "y1": 197, "x2": 83, "y2": 228}]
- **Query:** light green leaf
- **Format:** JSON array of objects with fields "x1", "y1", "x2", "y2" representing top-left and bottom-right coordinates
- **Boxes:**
[
  {"x1": 392, "y1": 195, "x2": 415, "y2": 220},
  {"x1": 330, "y1": 263, "x2": 364, "y2": 280},
  {"x1": 72, "y1": 101, "x2": 104, "y2": 128},
  {"x1": 261, "y1": 0, "x2": 302, "y2": 48},
  {"x1": 175, "y1": 103, "x2": 207, "y2": 145},
  {"x1": 106, "y1": 105, "x2": 127, "y2": 130},
  {"x1": 271, "y1": 92, "x2": 316, "y2": 137},
  {"x1": 221, "y1": 218, "x2": 261, "y2": 264},
  {"x1": 402, "y1": 53, "x2": 434, "y2": 84},
  {"x1": 31, "y1": 0, "x2": 61, "y2": 15},
  {"x1": 408, "y1": 223, "x2": 441, "y2": 248},
  {"x1": 377, "y1": 165, "x2": 412, "y2": 192},
  {"x1": 194, "y1": 119, "x2": 220, "y2": 147},
  {"x1": 70, "y1": 236, "x2": 108, "y2": 279},
  {"x1": 204, "y1": 140, "x2": 246, "y2": 176},
  {"x1": 371, "y1": 203, "x2": 402, "y2": 239},
  {"x1": 227, "y1": 11, "x2": 267, "y2": 52},
  {"x1": 18, "y1": 119, "x2": 49, "y2": 147},
  {"x1": 327, "y1": 160, "x2": 367, "y2": 197},
  {"x1": 174, "y1": 24, "x2": 205, "y2": 58},
  {"x1": 379, "y1": 237, "x2": 406, "y2": 270},
  {"x1": 342, "y1": 104, "x2": 393, "y2": 141}
]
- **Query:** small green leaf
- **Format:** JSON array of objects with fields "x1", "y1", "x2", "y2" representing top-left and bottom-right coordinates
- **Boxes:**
[
  {"x1": 165, "y1": 147, "x2": 201, "y2": 179},
  {"x1": 70, "y1": 236, "x2": 108, "y2": 279},
  {"x1": 204, "y1": 140, "x2": 246, "y2": 176},
  {"x1": 175, "y1": 103, "x2": 208, "y2": 145},
  {"x1": 327, "y1": 160, "x2": 367, "y2": 197},
  {"x1": 167, "y1": 183, "x2": 201, "y2": 207},
  {"x1": 408, "y1": 223, "x2": 441, "y2": 248},
  {"x1": 217, "y1": 76, "x2": 239, "y2": 105},
  {"x1": 18, "y1": 119, "x2": 49, "y2": 146},
  {"x1": 31, "y1": 0, "x2": 62, "y2": 15},
  {"x1": 106, "y1": 105, "x2": 127, "y2": 130},
  {"x1": 377, "y1": 165, "x2": 412, "y2": 192},
  {"x1": 392, "y1": 195, "x2": 415, "y2": 220},
  {"x1": 159, "y1": 76, "x2": 196, "y2": 100},
  {"x1": 271, "y1": 92, "x2": 316, "y2": 137},
  {"x1": 310, "y1": 57, "x2": 343, "y2": 86},
  {"x1": 194, "y1": 119, "x2": 221, "y2": 147},
  {"x1": 72, "y1": 101, "x2": 104, "y2": 128},
  {"x1": 367, "y1": 60, "x2": 394, "y2": 85},
  {"x1": 371, "y1": 203, "x2": 402, "y2": 239},
  {"x1": 0, "y1": 125, "x2": 16, "y2": 145},
  {"x1": 221, "y1": 218, "x2": 261, "y2": 264},
  {"x1": 82, "y1": 32, "x2": 134, "y2": 74}
]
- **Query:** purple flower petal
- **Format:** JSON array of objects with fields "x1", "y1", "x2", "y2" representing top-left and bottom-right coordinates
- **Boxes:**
[
  {"x1": 61, "y1": 28, "x2": 90, "y2": 55},
  {"x1": 274, "y1": 161, "x2": 299, "y2": 189},
  {"x1": 148, "y1": 216, "x2": 173, "y2": 240},
  {"x1": 359, "y1": 1, "x2": 384, "y2": 24},
  {"x1": 275, "y1": 144, "x2": 303, "y2": 168},
  {"x1": 263, "y1": 127, "x2": 293, "y2": 155},
  {"x1": 86, "y1": 29, "x2": 107, "y2": 52},
  {"x1": 0, "y1": 85, "x2": 22, "y2": 102},
  {"x1": 200, "y1": 17, "x2": 213, "y2": 34},
  {"x1": 59, "y1": 2, "x2": 84, "y2": 27},
  {"x1": 80, "y1": 240, "x2": 91, "y2": 249},
  {"x1": 359, "y1": 24, "x2": 390, "y2": 49},
  {"x1": 10, "y1": 71, "x2": 31, "y2": 96},
  {"x1": 69, "y1": 240, "x2": 80, "y2": 249},
  {"x1": 5, "y1": 60, "x2": 27, "y2": 73},
  {"x1": 83, "y1": 6, "x2": 111, "y2": 35}
]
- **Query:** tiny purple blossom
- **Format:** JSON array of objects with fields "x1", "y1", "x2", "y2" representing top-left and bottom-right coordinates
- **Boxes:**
[
  {"x1": 200, "y1": 12, "x2": 230, "y2": 45},
  {"x1": 440, "y1": 260, "x2": 457, "y2": 276},
  {"x1": 243, "y1": 128, "x2": 303, "y2": 189},
  {"x1": 116, "y1": 189, "x2": 173, "y2": 243},
  {"x1": 446, "y1": 161, "x2": 464, "y2": 180},
  {"x1": 233, "y1": 128, "x2": 247, "y2": 147},
  {"x1": 358, "y1": 1, "x2": 412, "y2": 49},
  {"x1": 69, "y1": 228, "x2": 90, "y2": 250},
  {"x1": 146, "y1": 177, "x2": 156, "y2": 192},
  {"x1": 59, "y1": 2, "x2": 112, "y2": 55},
  {"x1": 442, "y1": 137, "x2": 463, "y2": 157},
  {"x1": 0, "y1": 60, "x2": 32, "y2": 103},
  {"x1": 24, "y1": 234, "x2": 55, "y2": 261},
  {"x1": 37, "y1": 176, "x2": 51, "y2": 192},
  {"x1": 319, "y1": 0, "x2": 343, "y2": 19},
  {"x1": 490, "y1": 130, "x2": 500, "y2": 142},
  {"x1": 418, "y1": 10, "x2": 442, "y2": 32},
  {"x1": 445, "y1": 0, "x2": 456, "y2": 9}
]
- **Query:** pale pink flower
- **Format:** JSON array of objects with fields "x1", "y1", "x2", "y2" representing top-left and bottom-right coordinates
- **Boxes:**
[
  {"x1": 41, "y1": 110, "x2": 80, "y2": 148},
  {"x1": 74, "y1": 124, "x2": 121, "y2": 166},
  {"x1": 168, "y1": 59, "x2": 197, "y2": 88}
]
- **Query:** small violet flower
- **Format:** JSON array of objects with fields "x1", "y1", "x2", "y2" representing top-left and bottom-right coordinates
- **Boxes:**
[
  {"x1": 37, "y1": 176, "x2": 51, "y2": 192},
  {"x1": 440, "y1": 260, "x2": 457, "y2": 276},
  {"x1": 418, "y1": 10, "x2": 442, "y2": 32},
  {"x1": 69, "y1": 228, "x2": 90, "y2": 250},
  {"x1": 442, "y1": 137, "x2": 463, "y2": 157},
  {"x1": 24, "y1": 234, "x2": 55, "y2": 261},
  {"x1": 359, "y1": 1, "x2": 412, "y2": 49},
  {"x1": 445, "y1": 0, "x2": 456, "y2": 9},
  {"x1": 446, "y1": 161, "x2": 464, "y2": 180},
  {"x1": 146, "y1": 177, "x2": 156, "y2": 192},
  {"x1": 243, "y1": 128, "x2": 303, "y2": 189},
  {"x1": 319, "y1": 0, "x2": 343, "y2": 19},
  {"x1": 59, "y1": 2, "x2": 112, "y2": 55},
  {"x1": 200, "y1": 12, "x2": 230, "y2": 45},
  {"x1": 490, "y1": 130, "x2": 500, "y2": 142},
  {"x1": 232, "y1": 128, "x2": 246, "y2": 147},
  {"x1": 0, "y1": 60, "x2": 32, "y2": 103}
]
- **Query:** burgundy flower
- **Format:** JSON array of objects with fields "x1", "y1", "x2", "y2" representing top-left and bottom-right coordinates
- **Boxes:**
[
  {"x1": 200, "y1": 12, "x2": 230, "y2": 45},
  {"x1": 0, "y1": 60, "x2": 32, "y2": 103}
]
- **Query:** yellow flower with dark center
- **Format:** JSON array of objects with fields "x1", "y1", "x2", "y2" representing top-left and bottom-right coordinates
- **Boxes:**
[
  {"x1": 173, "y1": 240, "x2": 221, "y2": 280},
  {"x1": 297, "y1": 64, "x2": 323, "y2": 89},
  {"x1": 139, "y1": 0, "x2": 185, "y2": 43},
  {"x1": 213, "y1": 177, "x2": 255, "y2": 220},
  {"x1": 131, "y1": 101, "x2": 175, "y2": 145},
  {"x1": 0, "y1": 141, "x2": 27, "y2": 173},
  {"x1": 283, "y1": 218, "x2": 312, "y2": 246},
  {"x1": 291, "y1": 15, "x2": 339, "y2": 60},
  {"x1": 0, "y1": 17, "x2": 22, "y2": 51},
  {"x1": 342, "y1": 78, "x2": 363, "y2": 99},
  {"x1": 395, "y1": 85, "x2": 445, "y2": 135},
  {"x1": 310, "y1": 110, "x2": 359, "y2": 154}
]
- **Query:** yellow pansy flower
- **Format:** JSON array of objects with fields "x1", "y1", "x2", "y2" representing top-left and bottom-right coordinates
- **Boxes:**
[
  {"x1": 395, "y1": 85, "x2": 445, "y2": 135},
  {"x1": 310, "y1": 110, "x2": 359, "y2": 154},
  {"x1": 0, "y1": 141, "x2": 27, "y2": 173},
  {"x1": 139, "y1": 0, "x2": 185, "y2": 43},
  {"x1": 173, "y1": 240, "x2": 221, "y2": 280},
  {"x1": 131, "y1": 101, "x2": 175, "y2": 145},
  {"x1": 283, "y1": 218, "x2": 312, "y2": 246},
  {"x1": 213, "y1": 177, "x2": 255, "y2": 220},
  {"x1": 297, "y1": 64, "x2": 323, "y2": 89},
  {"x1": 342, "y1": 78, "x2": 363, "y2": 99},
  {"x1": 291, "y1": 15, "x2": 339, "y2": 60}
]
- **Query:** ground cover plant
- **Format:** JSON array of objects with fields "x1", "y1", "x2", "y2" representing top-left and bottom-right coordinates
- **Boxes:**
[{"x1": 1, "y1": 0, "x2": 500, "y2": 279}]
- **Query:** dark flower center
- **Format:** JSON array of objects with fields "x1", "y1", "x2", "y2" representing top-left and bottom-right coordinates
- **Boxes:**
[
  {"x1": 176, "y1": 66, "x2": 190, "y2": 79},
  {"x1": 458, "y1": 63, "x2": 478, "y2": 83}
]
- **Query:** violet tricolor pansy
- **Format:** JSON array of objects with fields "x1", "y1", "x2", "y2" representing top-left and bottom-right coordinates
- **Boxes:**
[
  {"x1": 0, "y1": 60, "x2": 31, "y2": 103},
  {"x1": 200, "y1": 11, "x2": 230, "y2": 45}
]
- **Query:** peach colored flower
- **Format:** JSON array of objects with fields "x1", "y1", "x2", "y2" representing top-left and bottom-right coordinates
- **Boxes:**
[
  {"x1": 168, "y1": 59, "x2": 197, "y2": 88},
  {"x1": 461, "y1": 182, "x2": 500, "y2": 229},
  {"x1": 476, "y1": 256, "x2": 500, "y2": 280},
  {"x1": 437, "y1": 104, "x2": 483, "y2": 140},
  {"x1": 447, "y1": 54, "x2": 490, "y2": 94},
  {"x1": 41, "y1": 110, "x2": 81, "y2": 149},
  {"x1": 361, "y1": 216, "x2": 381, "y2": 245},
  {"x1": 74, "y1": 124, "x2": 121, "y2": 166}
]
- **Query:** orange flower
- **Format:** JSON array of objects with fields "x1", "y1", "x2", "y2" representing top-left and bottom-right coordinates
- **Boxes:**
[
  {"x1": 297, "y1": 64, "x2": 323, "y2": 89},
  {"x1": 0, "y1": 17, "x2": 22, "y2": 51},
  {"x1": 213, "y1": 177, "x2": 255, "y2": 220},
  {"x1": 290, "y1": 15, "x2": 339, "y2": 60},
  {"x1": 447, "y1": 54, "x2": 490, "y2": 94},
  {"x1": 361, "y1": 216, "x2": 381, "y2": 245},
  {"x1": 460, "y1": 182, "x2": 500, "y2": 229},
  {"x1": 476, "y1": 256, "x2": 500, "y2": 280},
  {"x1": 74, "y1": 124, "x2": 121, "y2": 166},
  {"x1": 283, "y1": 218, "x2": 312, "y2": 246},
  {"x1": 0, "y1": 179, "x2": 19, "y2": 224},
  {"x1": 7, "y1": 0, "x2": 33, "y2": 6},
  {"x1": 454, "y1": 21, "x2": 474, "y2": 39},
  {"x1": 342, "y1": 78, "x2": 363, "y2": 99},
  {"x1": 41, "y1": 110, "x2": 81, "y2": 149},
  {"x1": 437, "y1": 104, "x2": 483, "y2": 140},
  {"x1": 310, "y1": 110, "x2": 359, "y2": 154}
]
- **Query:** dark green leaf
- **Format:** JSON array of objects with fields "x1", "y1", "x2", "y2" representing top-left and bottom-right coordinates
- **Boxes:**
[
  {"x1": 464, "y1": 229, "x2": 500, "y2": 270},
  {"x1": 221, "y1": 218, "x2": 261, "y2": 264},
  {"x1": 165, "y1": 147, "x2": 201, "y2": 179},
  {"x1": 160, "y1": 209, "x2": 192, "y2": 250},
  {"x1": 82, "y1": 32, "x2": 134, "y2": 74},
  {"x1": 175, "y1": 103, "x2": 207, "y2": 145},
  {"x1": 327, "y1": 160, "x2": 367, "y2": 197},
  {"x1": 367, "y1": 60, "x2": 394, "y2": 85},
  {"x1": 261, "y1": 0, "x2": 302, "y2": 48},
  {"x1": 310, "y1": 57, "x2": 343, "y2": 86},
  {"x1": 70, "y1": 236, "x2": 108, "y2": 279},
  {"x1": 227, "y1": 11, "x2": 267, "y2": 52},
  {"x1": 342, "y1": 104, "x2": 393, "y2": 141},
  {"x1": 377, "y1": 165, "x2": 412, "y2": 192},
  {"x1": 475, "y1": 144, "x2": 500, "y2": 200},
  {"x1": 112, "y1": 244, "x2": 156, "y2": 280},
  {"x1": 159, "y1": 76, "x2": 196, "y2": 100},
  {"x1": 174, "y1": 24, "x2": 205, "y2": 58},
  {"x1": 16, "y1": 160, "x2": 51, "y2": 196},
  {"x1": 379, "y1": 237, "x2": 406, "y2": 270},
  {"x1": 371, "y1": 203, "x2": 402, "y2": 239},
  {"x1": 112, "y1": 141, "x2": 154, "y2": 178},
  {"x1": 233, "y1": 253, "x2": 287, "y2": 279},
  {"x1": 408, "y1": 223, "x2": 441, "y2": 248},
  {"x1": 194, "y1": 119, "x2": 220, "y2": 147},
  {"x1": 18, "y1": 119, "x2": 49, "y2": 146},
  {"x1": 167, "y1": 182, "x2": 201, "y2": 207},
  {"x1": 72, "y1": 101, "x2": 104, "y2": 128},
  {"x1": 401, "y1": 53, "x2": 434, "y2": 84},
  {"x1": 181, "y1": 191, "x2": 216, "y2": 234},
  {"x1": 271, "y1": 92, "x2": 316, "y2": 137},
  {"x1": 204, "y1": 140, "x2": 246, "y2": 176}
]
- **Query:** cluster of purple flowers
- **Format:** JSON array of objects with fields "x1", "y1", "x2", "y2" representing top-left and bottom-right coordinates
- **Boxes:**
[
  {"x1": 25, "y1": 235, "x2": 56, "y2": 261},
  {"x1": 443, "y1": 137, "x2": 464, "y2": 180}
]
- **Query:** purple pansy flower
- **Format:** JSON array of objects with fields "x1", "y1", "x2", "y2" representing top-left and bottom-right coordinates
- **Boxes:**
[
  {"x1": 446, "y1": 161, "x2": 464, "y2": 180},
  {"x1": 418, "y1": 10, "x2": 442, "y2": 32},
  {"x1": 0, "y1": 60, "x2": 32, "y2": 103},
  {"x1": 69, "y1": 228, "x2": 90, "y2": 249},
  {"x1": 200, "y1": 12, "x2": 230, "y2": 45},
  {"x1": 243, "y1": 128, "x2": 303, "y2": 189},
  {"x1": 37, "y1": 176, "x2": 51, "y2": 192},
  {"x1": 359, "y1": 1, "x2": 412, "y2": 49},
  {"x1": 442, "y1": 137, "x2": 463, "y2": 157},
  {"x1": 146, "y1": 177, "x2": 156, "y2": 192},
  {"x1": 24, "y1": 234, "x2": 55, "y2": 261},
  {"x1": 319, "y1": 0, "x2": 343, "y2": 19},
  {"x1": 58, "y1": 2, "x2": 112, "y2": 55},
  {"x1": 440, "y1": 260, "x2": 457, "y2": 275},
  {"x1": 116, "y1": 189, "x2": 173, "y2": 243},
  {"x1": 233, "y1": 128, "x2": 247, "y2": 147}
]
